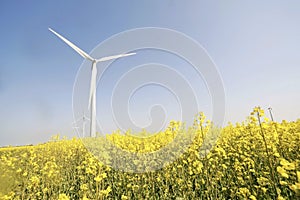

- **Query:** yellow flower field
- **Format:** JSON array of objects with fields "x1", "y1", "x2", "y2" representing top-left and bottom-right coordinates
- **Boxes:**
[{"x1": 0, "y1": 107, "x2": 299, "y2": 199}]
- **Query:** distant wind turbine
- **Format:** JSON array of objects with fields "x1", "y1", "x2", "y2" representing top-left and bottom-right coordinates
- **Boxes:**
[
  {"x1": 73, "y1": 113, "x2": 90, "y2": 137},
  {"x1": 49, "y1": 28, "x2": 136, "y2": 137}
]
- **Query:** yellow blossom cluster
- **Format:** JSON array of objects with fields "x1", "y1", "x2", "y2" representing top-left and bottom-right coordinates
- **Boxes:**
[{"x1": 0, "y1": 109, "x2": 299, "y2": 199}]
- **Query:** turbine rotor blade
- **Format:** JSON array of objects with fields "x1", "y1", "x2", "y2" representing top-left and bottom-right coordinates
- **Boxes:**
[
  {"x1": 96, "y1": 52, "x2": 136, "y2": 62},
  {"x1": 49, "y1": 28, "x2": 94, "y2": 61},
  {"x1": 88, "y1": 63, "x2": 97, "y2": 109},
  {"x1": 83, "y1": 116, "x2": 90, "y2": 121}
]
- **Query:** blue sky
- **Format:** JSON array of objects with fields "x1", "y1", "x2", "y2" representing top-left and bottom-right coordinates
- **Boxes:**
[{"x1": 0, "y1": 1, "x2": 299, "y2": 146}]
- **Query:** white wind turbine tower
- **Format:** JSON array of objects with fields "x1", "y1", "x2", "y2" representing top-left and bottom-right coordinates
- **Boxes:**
[{"x1": 49, "y1": 28, "x2": 136, "y2": 137}]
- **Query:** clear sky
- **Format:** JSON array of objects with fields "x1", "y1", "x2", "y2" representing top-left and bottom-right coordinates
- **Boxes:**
[{"x1": 0, "y1": 0, "x2": 299, "y2": 146}]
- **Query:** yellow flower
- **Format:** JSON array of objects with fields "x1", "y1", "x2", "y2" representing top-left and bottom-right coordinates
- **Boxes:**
[
  {"x1": 277, "y1": 195, "x2": 285, "y2": 200},
  {"x1": 42, "y1": 187, "x2": 48, "y2": 193},
  {"x1": 257, "y1": 177, "x2": 269, "y2": 186},
  {"x1": 100, "y1": 186, "x2": 112, "y2": 197},
  {"x1": 101, "y1": 172, "x2": 107, "y2": 179},
  {"x1": 274, "y1": 152, "x2": 280, "y2": 157},
  {"x1": 58, "y1": 194, "x2": 70, "y2": 200},
  {"x1": 121, "y1": 195, "x2": 128, "y2": 200},
  {"x1": 239, "y1": 187, "x2": 250, "y2": 197},
  {"x1": 249, "y1": 195, "x2": 257, "y2": 200},
  {"x1": 280, "y1": 159, "x2": 295, "y2": 170},
  {"x1": 29, "y1": 176, "x2": 40, "y2": 185},
  {"x1": 279, "y1": 181, "x2": 288, "y2": 185},
  {"x1": 289, "y1": 183, "x2": 300, "y2": 192},
  {"x1": 94, "y1": 175, "x2": 102, "y2": 182},
  {"x1": 277, "y1": 166, "x2": 289, "y2": 178},
  {"x1": 132, "y1": 185, "x2": 139, "y2": 191},
  {"x1": 261, "y1": 187, "x2": 267, "y2": 193},
  {"x1": 80, "y1": 184, "x2": 88, "y2": 191},
  {"x1": 106, "y1": 186, "x2": 112, "y2": 193}
]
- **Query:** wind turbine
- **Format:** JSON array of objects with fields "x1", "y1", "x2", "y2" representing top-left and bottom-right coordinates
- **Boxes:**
[
  {"x1": 49, "y1": 28, "x2": 136, "y2": 137},
  {"x1": 73, "y1": 113, "x2": 90, "y2": 137}
]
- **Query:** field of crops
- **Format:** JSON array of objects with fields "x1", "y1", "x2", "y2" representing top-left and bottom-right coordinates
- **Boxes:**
[{"x1": 1, "y1": 107, "x2": 300, "y2": 199}]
